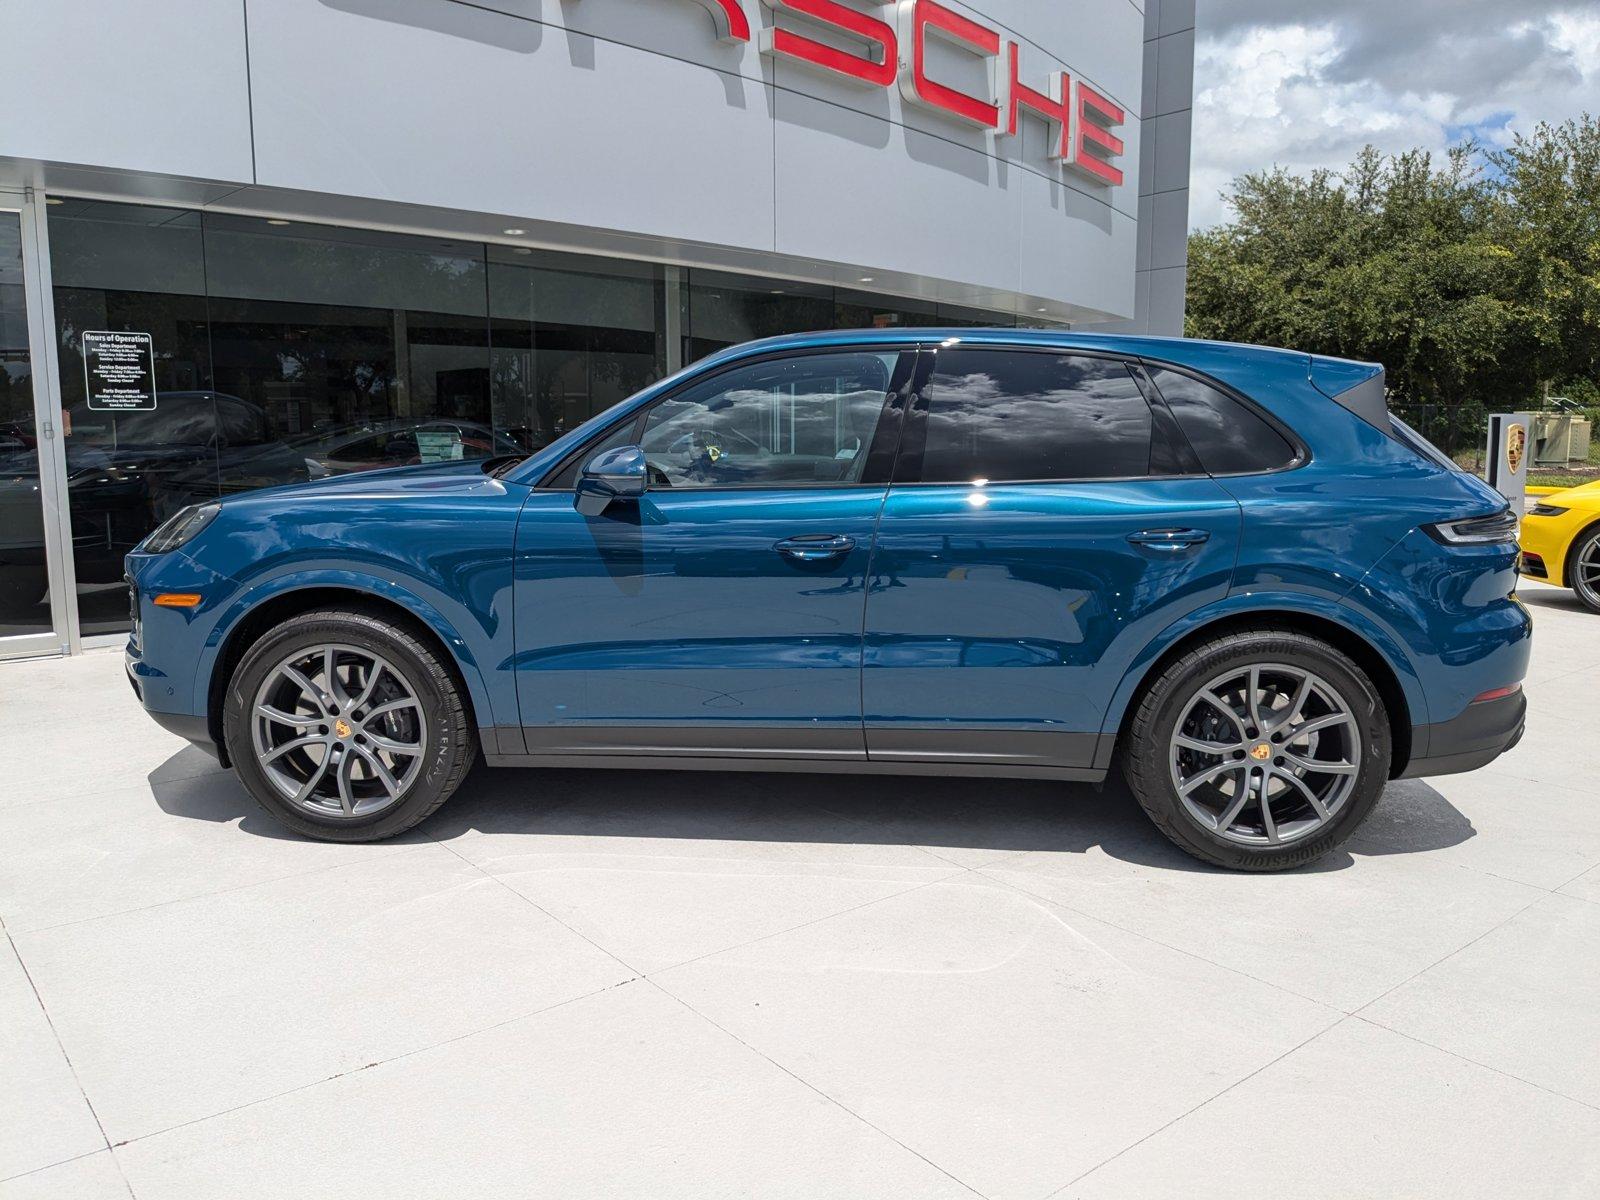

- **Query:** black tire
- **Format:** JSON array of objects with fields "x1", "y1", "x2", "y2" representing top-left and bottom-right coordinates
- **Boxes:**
[
  {"x1": 1122, "y1": 628, "x2": 1391, "y2": 871},
  {"x1": 223, "y1": 608, "x2": 477, "y2": 842},
  {"x1": 1565, "y1": 523, "x2": 1600, "y2": 614}
]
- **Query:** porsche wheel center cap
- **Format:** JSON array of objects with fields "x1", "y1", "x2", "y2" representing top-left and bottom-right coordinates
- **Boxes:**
[
  {"x1": 334, "y1": 718, "x2": 353, "y2": 740},
  {"x1": 1249, "y1": 742, "x2": 1272, "y2": 762}
]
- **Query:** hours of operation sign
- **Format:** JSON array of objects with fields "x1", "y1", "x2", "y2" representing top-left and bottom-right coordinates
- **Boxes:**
[{"x1": 83, "y1": 330, "x2": 157, "y2": 411}]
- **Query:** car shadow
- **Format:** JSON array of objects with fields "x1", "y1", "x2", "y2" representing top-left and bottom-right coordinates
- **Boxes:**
[{"x1": 148, "y1": 751, "x2": 1478, "y2": 874}]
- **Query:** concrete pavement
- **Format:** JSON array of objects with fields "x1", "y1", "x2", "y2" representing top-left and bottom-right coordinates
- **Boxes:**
[{"x1": 2, "y1": 583, "x2": 1598, "y2": 1198}]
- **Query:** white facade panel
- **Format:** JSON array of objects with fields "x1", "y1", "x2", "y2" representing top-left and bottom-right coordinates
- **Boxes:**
[
  {"x1": 0, "y1": 0, "x2": 253, "y2": 184},
  {"x1": 246, "y1": 0, "x2": 778, "y2": 253},
  {"x1": 1017, "y1": 172, "x2": 1135, "y2": 320},
  {"x1": 772, "y1": 87, "x2": 1023, "y2": 300}
]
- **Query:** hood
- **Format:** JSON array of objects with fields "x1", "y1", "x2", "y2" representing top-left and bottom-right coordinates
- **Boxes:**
[{"x1": 221, "y1": 457, "x2": 494, "y2": 507}]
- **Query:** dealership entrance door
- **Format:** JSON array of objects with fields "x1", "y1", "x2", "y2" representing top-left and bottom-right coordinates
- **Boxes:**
[{"x1": 0, "y1": 200, "x2": 75, "y2": 658}]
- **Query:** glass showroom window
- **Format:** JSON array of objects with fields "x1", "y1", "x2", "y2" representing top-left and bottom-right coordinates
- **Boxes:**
[
  {"x1": 487, "y1": 246, "x2": 665, "y2": 452},
  {"x1": 48, "y1": 202, "x2": 502, "y2": 634},
  {"x1": 0, "y1": 213, "x2": 45, "y2": 639},
  {"x1": 50, "y1": 201, "x2": 217, "y2": 634},
  {"x1": 684, "y1": 271, "x2": 834, "y2": 364}
]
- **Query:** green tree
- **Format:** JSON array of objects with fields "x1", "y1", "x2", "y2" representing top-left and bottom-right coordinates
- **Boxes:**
[{"x1": 1186, "y1": 117, "x2": 1600, "y2": 457}]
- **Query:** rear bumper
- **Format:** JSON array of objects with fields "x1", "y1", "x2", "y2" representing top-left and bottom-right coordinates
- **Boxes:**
[{"x1": 1397, "y1": 690, "x2": 1526, "y2": 779}]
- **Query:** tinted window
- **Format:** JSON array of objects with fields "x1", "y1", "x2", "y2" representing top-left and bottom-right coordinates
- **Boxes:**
[
  {"x1": 918, "y1": 350, "x2": 1154, "y2": 483},
  {"x1": 635, "y1": 352, "x2": 898, "y2": 488},
  {"x1": 1149, "y1": 368, "x2": 1297, "y2": 475}
]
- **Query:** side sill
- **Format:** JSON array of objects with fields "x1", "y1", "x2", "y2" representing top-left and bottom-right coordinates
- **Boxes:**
[{"x1": 484, "y1": 752, "x2": 1105, "y2": 782}]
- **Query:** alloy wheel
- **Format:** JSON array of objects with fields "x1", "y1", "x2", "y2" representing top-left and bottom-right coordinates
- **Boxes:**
[
  {"x1": 250, "y1": 644, "x2": 427, "y2": 819},
  {"x1": 1168, "y1": 663, "x2": 1362, "y2": 847},
  {"x1": 1573, "y1": 530, "x2": 1600, "y2": 610}
]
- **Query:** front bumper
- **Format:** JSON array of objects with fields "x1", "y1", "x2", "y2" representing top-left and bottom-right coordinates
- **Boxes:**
[
  {"x1": 1396, "y1": 689, "x2": 1526, "y2": 779},
  {"x1": 1519, "y1": 514, "x2": 1580, "y2": 588}
]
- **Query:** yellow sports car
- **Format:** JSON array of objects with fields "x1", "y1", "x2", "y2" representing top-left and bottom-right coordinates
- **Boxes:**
[{"x1": 1520, "y1": 480, "x2": 1600, "y2": 612}]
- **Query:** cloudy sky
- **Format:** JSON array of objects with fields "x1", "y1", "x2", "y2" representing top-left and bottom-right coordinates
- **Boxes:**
[{"x1": 1189, "y1": 0, "x2": 1600, "y2": 228}]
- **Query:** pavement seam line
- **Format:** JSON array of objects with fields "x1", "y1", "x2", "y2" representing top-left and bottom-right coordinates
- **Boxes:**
[
  {"x1": 1348, "y1": 888, "x2": 1552, "y2": 1019},
  {"x1": 643, "y1": 975, "x2": 990, "y2": 1199},
  {"x1": 1044, "y1": 1015, "x2": 1350, "y2": 1197},
  {"x1": 2, "y1": 922, "x2": 134, "y2": 1197},
  {"x1": 1348, "y1": 1013, "x2": 1600, "y2": 1115},
  {"x1": 425, "y1": 828, "x2": 649, "y2": 978},
  {"x1": 102, "y1": 977, "x2": 643, "y2": 1151}
]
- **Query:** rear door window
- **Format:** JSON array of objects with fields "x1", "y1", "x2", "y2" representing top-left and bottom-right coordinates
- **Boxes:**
[{"x1": 911, "y1": 349, "x2": 1159, "y2": 483}]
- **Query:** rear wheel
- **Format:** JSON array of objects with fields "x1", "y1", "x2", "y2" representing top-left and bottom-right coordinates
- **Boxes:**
[
  {"x1": 1123, "y1": 629, "x2": 1391, "y2": 871},
  {"x1": 224, "y1": 608, "x2": 477, "y2": 841},
  {"x1": 1567, "y1": 525, "x2": 1600, "y2": 614}
]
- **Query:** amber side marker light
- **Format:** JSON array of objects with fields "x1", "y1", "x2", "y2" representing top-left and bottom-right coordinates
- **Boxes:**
[
  {"x1": 152, "y1": 593, "x2": 203, "y2": 609},
  {"x1": 1471, "y1": 684, "x2": 1522, "y2": 704}
]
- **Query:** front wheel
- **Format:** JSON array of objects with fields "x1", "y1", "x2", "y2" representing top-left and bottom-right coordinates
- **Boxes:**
[
  {"x1": 1122, "y1": 629, "x2": 1391, "y2": 871},
  {"x1": 1567, "y1": 525, "x2": 1600, "y2": 614},
  {"x1": 224, "y1": 608, "x2": 477, "y2": 842}
]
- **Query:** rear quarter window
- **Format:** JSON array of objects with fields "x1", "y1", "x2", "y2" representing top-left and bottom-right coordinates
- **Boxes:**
[{"x1": 1148, "y1": 368, "x2": 1298, "y2": 476}]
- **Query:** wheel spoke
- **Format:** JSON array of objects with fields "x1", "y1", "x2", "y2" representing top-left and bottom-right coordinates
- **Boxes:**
[
  {"x1": 1286, "y1": 712, "x2": 1354, "y2": 740},
  {"x1": 364, "y1": 696, "x2": 420, "y2": 721},
  {"x1": 1281, "y1": 750, "x2": 1357, "y2": 775},
  {"x1": 1214, "y1": 785, "x2": 1252, "y2": 832},
  {"x1": 256, "y1": 704, "x2": 316, "y2": 728},
  {"x1": 290, "y1": 754, "x2": 332, "y2": 806},
  {"x1": 1273, "y1": 766, "x2": 1331, "y2": 819},
  {"x1": 1180, "y1": 760, "x2": 1241, "y2": 795},
  {"x1": 1270, "y1": 674, "x2": 1313, "y2": 734},
  {"x1": 1257, "y1": 772, "x2": 1279, "y2": 844},
  {"x1": 350, "y1": 660, "x2": 386, "y2": 711},
  {"x1": 261, "y1": 733, "x2": 325, "y2": 764},
  {"x1": 354, "y1": 746, "x2": 400, "y2": 798},
  {"x1": 1246, "y1": 665, "x2": 1265, "y2": 731},
  {"x1": 280, "y1": 664, "x2": 328, "y2": 711},
  {"x1": 1175, "y1": 733, "x2": 1241, "y2": 755},
  {"x1": 364, "y1": 733, "x2": 422, "y2": 756},
  {"x1": 324, "y1": 647, "x2": 348, "y2": 707},
  {"x1": 335, "y1": 753, "x2": 356, "y2": 815}
]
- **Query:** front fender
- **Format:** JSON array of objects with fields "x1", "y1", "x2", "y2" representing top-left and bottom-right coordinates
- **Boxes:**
[
  {"x1": 1096, "y1": 588, "x2": 1429, "y2": 742},
  {"x1": 192, "y1": 565, "x2": 502, "y2": 735}
]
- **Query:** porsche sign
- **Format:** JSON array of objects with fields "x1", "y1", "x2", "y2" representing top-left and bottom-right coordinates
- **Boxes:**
[{"x1": 677, "y1": 0, "x2": 1125, "y2": 186}]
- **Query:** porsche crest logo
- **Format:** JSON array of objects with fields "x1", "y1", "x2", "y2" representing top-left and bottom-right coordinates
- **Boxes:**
[{"x1": 1506, "y1": 423, "x2": 1527, "y2": 475}]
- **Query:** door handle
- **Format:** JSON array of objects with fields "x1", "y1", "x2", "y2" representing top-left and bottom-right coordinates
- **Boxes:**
[
  {"x1": 774, "y1": 534, "x2": 856, "y2": 562},
  {"x1": 1126, "y1": 528, "x2": 1211, "y2": 551}
]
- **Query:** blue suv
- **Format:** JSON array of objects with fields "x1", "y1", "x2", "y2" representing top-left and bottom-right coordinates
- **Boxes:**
[{"x1": 126, "y1": 331, "x2": 1530, "y2": 870}]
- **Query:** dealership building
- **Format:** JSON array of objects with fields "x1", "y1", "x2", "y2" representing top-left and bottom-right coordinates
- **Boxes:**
[{"x1": 0, "y1": 0, "x2": 1195, "y2": 657}]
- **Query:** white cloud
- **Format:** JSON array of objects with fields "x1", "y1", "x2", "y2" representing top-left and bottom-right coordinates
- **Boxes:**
[{"x1": 1188, "y1": 2, "x2": 1600, "y2": 229}]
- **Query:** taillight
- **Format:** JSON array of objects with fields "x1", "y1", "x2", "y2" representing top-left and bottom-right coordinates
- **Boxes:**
[
  {"x1": 1424, "y1": 509, "x2": 1519, "y2": 546},
  {"x1": 1472, "y1": 684, "x2": 1522, "y2": 704}
]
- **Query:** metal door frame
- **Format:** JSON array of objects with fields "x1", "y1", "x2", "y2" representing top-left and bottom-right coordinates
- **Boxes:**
[{"x1": 0, "y1": 188, "x2": 80, "y2": 659}]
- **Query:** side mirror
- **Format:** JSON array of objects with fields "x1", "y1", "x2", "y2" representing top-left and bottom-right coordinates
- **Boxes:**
[{"x1": 574, "y1": 444, "x2": 648, "y2": 517}]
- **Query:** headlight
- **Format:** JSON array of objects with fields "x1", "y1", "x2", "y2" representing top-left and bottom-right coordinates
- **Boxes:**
[
  {"x1": 140, "y1": 503, "x2": 220, "y2": 554},
  {"x1": 1424, "y1": 509, "x2": 1519, "y2": 546},
  {"x1": 1528, "y1": 503, "x2": 1568, "y2": 518}
]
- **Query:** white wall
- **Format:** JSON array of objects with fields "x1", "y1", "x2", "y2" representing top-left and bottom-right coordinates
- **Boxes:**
[{"x1": 0, "y1": 0, "x2": 1179, "y2": 323}]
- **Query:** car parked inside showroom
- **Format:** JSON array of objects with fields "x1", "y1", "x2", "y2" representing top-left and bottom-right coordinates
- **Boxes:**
[
  {"x1": 123, "y1": 330, "x2": 1531, "y2": 870},
  {"x1": 1519, "y1": 480, "x2": 1600, "y2": 613}
]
